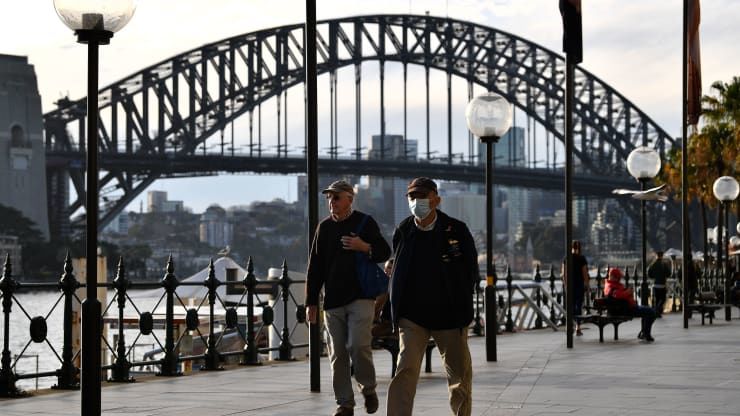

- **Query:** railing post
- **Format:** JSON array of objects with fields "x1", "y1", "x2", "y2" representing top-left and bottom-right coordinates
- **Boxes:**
[
  {"x1": 203, "y1": 259, "x2": 223, "y2": 371},
  {"x1": 670, "y1": 262, "x2": 678, "y2": 312},
  {"x1": 54, "y1": 253, "x2": 80, "y2": 389},
  {"x1": 534, "y1": 264, "x2": 542, "y2": 329},
  {"x1": 241, "y1": 257, "x2": 261, "y2": 366},
  {"x1": 505, "y1": 265, "x2": 514, "y2": 332},
  {"x1": 158, "y1": 256, "x2": 181, "y2": 376},
  {"x1": 548, "y1": 265, "x2": 556, "y2": 323},
  {"x1": 472, "y1": 272, "x2": 483, "y2": 336},
  {"x1": 277, "y1": 260, "x2": 294, "y2": 361},
  {"x1": 631, "y1": 266, "x2": 640, "y2": 300},
  {"x1": 0, "y1": 254, "x2": 25, "y2": 397},
  {"x1": 110, "y1": 258, "x2": 133, "y2": 382},
  {"x1": 597, "y1": 265, "x2": 605, "y2": 299}
]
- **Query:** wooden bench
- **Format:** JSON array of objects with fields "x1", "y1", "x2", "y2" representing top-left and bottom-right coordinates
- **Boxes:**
[
  {"x1": 687, "y1": 291, "x2": 724, "y2": 325},
  {"x1": 576, "y1": 298, "x2": 633, "y2": 343},
  {"x1": 372, "y1": 335, "x2": 436, "y2": 377}
]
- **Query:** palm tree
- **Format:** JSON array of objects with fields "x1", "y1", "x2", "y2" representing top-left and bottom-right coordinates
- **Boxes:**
[{"x1": 658, "y1": 77, "x2": 740, "y2": 262}]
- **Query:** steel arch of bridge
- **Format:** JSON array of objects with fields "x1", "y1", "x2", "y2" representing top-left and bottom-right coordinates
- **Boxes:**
[{"x1": 44, "y1": 14, "x2": 674, "y2": 234}]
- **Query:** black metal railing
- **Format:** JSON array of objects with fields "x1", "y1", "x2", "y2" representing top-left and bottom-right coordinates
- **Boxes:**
[
  {"x1": 2, "y1": 250, "x2": 713, "y2": 398},
  {"x1": 0, "y1": 253, "x2": 308, "y2": 397}
]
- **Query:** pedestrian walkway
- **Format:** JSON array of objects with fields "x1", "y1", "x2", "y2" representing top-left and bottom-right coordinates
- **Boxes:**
[{"x1": 2, "y1": 313, "x2": 739, "y2": 415}]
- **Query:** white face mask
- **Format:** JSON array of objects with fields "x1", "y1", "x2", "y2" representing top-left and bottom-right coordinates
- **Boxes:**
[{"x1": 409, "y1": 198, "x2": 432, "y2": 220}]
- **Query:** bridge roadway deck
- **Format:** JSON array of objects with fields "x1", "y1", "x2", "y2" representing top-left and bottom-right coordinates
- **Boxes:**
[{"x1": 3, "y1": 313, "x2": 739, "y2": 415}]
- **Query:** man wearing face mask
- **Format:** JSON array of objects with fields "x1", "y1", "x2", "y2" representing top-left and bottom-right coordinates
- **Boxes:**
[
  {"x1": 386, "y1": 177, "x2": 479, "y2": 416},
  {"x1": 305, "y1": 180, "x2": 391, "y2": 416}
]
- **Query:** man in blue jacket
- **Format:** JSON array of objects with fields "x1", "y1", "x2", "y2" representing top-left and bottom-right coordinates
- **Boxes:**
[{"x1": 386, "y1": 177, "x2": 479, "y2": 416}]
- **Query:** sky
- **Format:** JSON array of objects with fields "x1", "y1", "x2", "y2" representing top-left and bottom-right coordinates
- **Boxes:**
[{"x1": 2, "y1": 0, "x2": 739, "y2": 214}]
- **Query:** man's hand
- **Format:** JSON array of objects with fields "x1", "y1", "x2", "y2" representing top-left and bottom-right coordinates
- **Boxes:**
[
  {"x1": 306, "y1": 305, "x2": 318, "y2": 324},
  {"x1": 341, "y1": 233, "x2": 370, "y2": 253}
]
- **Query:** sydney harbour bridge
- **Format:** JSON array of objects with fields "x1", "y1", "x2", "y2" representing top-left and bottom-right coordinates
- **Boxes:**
[{"x1": 42, "y1": 14, "x2": 676, "y2": 243}]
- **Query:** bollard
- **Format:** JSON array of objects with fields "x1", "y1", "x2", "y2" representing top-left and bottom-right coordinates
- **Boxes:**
[
  {"x1": 241, "y1": 257, "x2": 261, "y2": 366},
  {"x1": 534, "y1": 264, "x2": 542, "y2": 329},
  {"x1": 505, "y1": 266, "x2": 514, "y2": 332},
  {"x1": 202, "y1": 259, "x2": 223, "y2": 371},
  {"x1": 158, "y1": 256, "x2": 181, "y2": 376},
  {"x1": 484, "y1": 263, "x2": 497, "y2": 361},
  {"x1": 109, "y1": 258, "x2": 133, "y2": 382},
  {"x1": 0, "y1": 254, "x2": 25, "y2": 397},
  {"x1": 277, "y1": 260, "x2": 294, "y2": 361}
]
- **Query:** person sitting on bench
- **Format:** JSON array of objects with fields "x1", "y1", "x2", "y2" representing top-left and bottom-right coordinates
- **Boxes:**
[{"x1": 604, "y1": 268, "x2": 657, "y2": 342}]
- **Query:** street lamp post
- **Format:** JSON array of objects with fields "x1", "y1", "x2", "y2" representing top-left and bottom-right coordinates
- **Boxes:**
[
  {"x1": 712, "y1": 176, "x2": 739, "y2": 321},
  {"x1": 626, "y1": 146, "x2": 661, "y2": 306},
  {"x1": 54, "y1": 1, "x2": 136, "y2": 415},
  {"x1": 465, "y1": 92, "x2": 512, "y2": 362}
]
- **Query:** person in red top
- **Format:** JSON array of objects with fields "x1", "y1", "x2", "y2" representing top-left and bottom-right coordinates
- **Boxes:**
[{"x1": 604, "y1": 268, "x2": 657, "y2": 342}]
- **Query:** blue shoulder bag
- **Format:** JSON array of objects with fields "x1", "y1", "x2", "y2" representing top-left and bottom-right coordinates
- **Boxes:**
[{"x1": 354, "y1": 214, "x2": 388, "y2": 298}]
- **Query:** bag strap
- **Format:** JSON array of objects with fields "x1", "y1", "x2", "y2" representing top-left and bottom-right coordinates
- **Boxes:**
[{"x1": 355, "y1": 213, "x2": 369, "y2": 235}]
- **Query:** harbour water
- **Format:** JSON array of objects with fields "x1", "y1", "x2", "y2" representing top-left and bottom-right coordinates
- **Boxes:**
[{"x1": 3, "y1": 289, "x2": 160, "y2": 391}]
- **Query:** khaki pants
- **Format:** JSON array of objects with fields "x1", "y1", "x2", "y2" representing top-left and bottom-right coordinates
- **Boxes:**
[
  {"x1": 386, "y1": 319, "x2": 472, "y2": 416},
  {"x1": 324, "y1": 299, "x2": 376, "y2": 407}
]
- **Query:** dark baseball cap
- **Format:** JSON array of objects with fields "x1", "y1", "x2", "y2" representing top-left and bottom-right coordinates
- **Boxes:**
[
  {"x1": 406, "y1": 177, "x2": 438, "y2": 196},
  {"x1": 321, "y1": 180, "x2": 355, "y2": 196}
]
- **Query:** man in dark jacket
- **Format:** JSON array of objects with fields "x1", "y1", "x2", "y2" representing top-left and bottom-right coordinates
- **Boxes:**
[
  {"x1": 386, "y1": 177, "x2": 478, "y2": 416},
  {"x1": 305, "y1": 180, "x2": 391, "y2": 416},
  {"x1": 647, "y1": 250, "x2": 671, "y2": 317}
]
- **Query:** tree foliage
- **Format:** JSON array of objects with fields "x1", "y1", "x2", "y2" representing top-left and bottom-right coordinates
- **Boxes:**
[{"x1": 658, "y1": 76, "x2": 740, "y2": 258}]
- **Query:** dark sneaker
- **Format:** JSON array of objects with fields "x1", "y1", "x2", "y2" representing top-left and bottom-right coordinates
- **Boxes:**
[
  {"x1": 364, "y1": 393, "x2": 379, "y2": 414},
  {"x1": 333, "y1": 405, "x2": 354, "y2": 416},
  {"x1": 644, "y1": 334, "x2": 655, "y2": 342},
  {"x1": 637, "y1": 331, "x2": 644, "y2": 340}
]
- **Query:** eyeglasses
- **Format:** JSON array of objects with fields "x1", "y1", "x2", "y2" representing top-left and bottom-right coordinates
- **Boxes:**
[{"x1": 326, "y1": 194, "x2": 343, "y2": 201}]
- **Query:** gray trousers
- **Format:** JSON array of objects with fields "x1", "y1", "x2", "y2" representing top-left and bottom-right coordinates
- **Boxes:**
[{"x1": 324, "y1": 299, "x2": 377, "y2": 407}]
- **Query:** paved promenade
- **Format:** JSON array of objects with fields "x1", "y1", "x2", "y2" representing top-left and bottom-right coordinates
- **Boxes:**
[{"x1": 3, "y1": 312, "x2": 739, "y2": 415}]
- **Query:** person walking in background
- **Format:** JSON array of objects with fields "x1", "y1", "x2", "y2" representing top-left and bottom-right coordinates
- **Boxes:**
[
  {"x1": 561, "y1": 240, "x2": 590, "y2": 336},
  {"x1": 647, "y1": 250, "x2": 671, "y2": 317},
  {"x1": 305, "y1": 180, "x2": 391, "y2": 416},
  {"x1": 605, "y1": 268, "x2": 657, "y2": 342},
  {"x1": 386, "y1": 177, "x2": 479, "y2": 416}
]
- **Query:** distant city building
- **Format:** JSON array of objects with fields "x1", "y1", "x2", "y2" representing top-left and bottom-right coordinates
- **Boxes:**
[
  {"x1": 199, "y1": 205, "x2": 233, "y2": 248},
  {"x1": 103, "y1": 212, "x2": 131, "y2": 235},
  {"x1": 367, "y1": 135, "x2": 418, "y2": 227},
  {"x1": 0, "y1": 54, "x2": 49, "y2": 240},
  {"x1": 0, "y1": 234, "x2": 22, "y2": 275},
  {"x1": 478, "y1": 126, "x2": 525, "y2": 168},
  {"x1": 590, "y1": 199, "x2": 637, "y2": 255},
  {"x1": 441, "y1": 192, "x2": 485, "y2": 232},
  {"x1": 147, "y1": 190, "x2": 184, "y2": 213}
]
